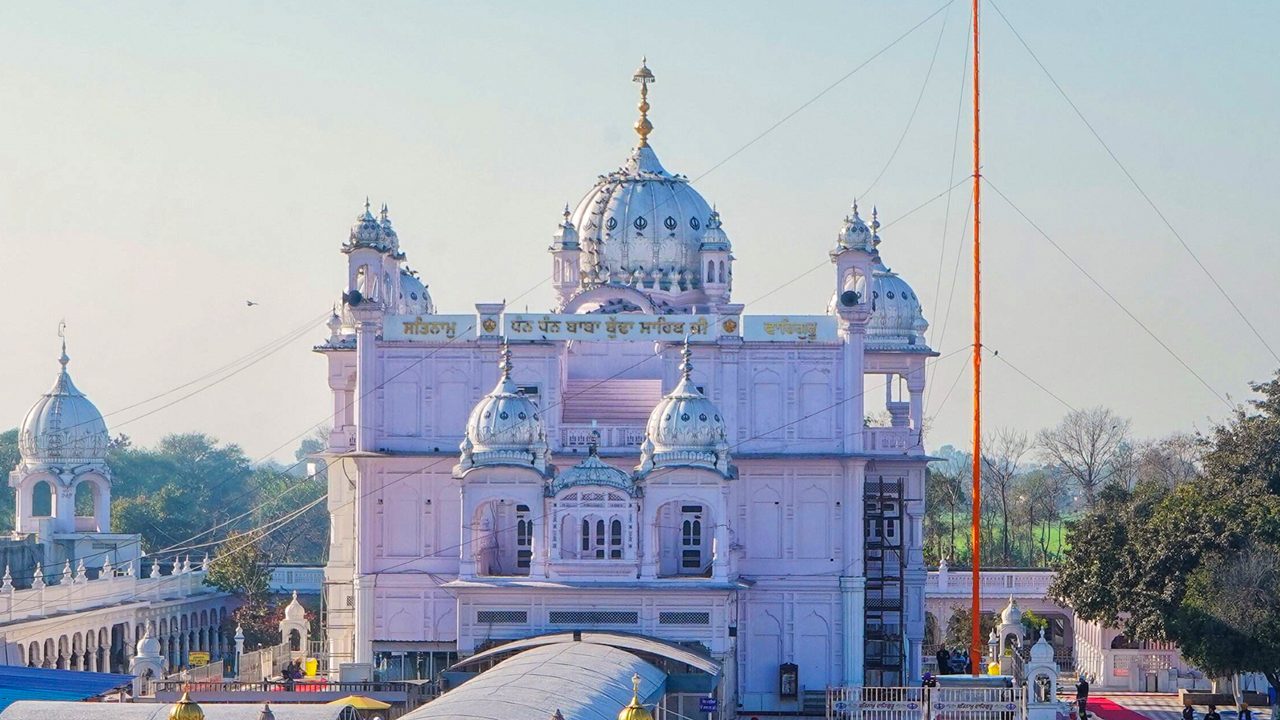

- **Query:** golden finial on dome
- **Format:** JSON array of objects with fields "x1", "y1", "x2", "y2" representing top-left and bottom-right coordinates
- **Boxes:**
[
  {"x1": 632, "y1": 57, "x2": 655, "y2": 147},
  {"x1": 618, "y1": 673, "x2": 654, "y2": 720},
  {"x1": 168, "y1": 691, "x2": 205, "y2": 720}
]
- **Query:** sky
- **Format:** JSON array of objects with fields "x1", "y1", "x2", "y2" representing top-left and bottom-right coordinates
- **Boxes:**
[{"x1": 1, "y1": 1, "x2": 1277, "y2": 463}]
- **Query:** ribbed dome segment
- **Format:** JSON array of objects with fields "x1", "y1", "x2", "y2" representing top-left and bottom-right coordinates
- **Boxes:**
[
  {"x1": 343, "y1": 199, "x2": 402, "y2": 255},
  {"x1": 638, "y1": 343, "x2": 730, "y2": 476},
  {"x1": 458, "y1": 347, "x2": 550, "y2": 473},
  {"x1": 865, "y1": 262, "x2": 929, "y2": 349},
  {"x1": 19, "y1": 344, "x2": 109, "y2": 464},
  {"x1": 399, "y1": 268, "x2": 433, "y2": 315},
  {"x1": 569, "y1": 144, "x2": 717, "y2": 290}
]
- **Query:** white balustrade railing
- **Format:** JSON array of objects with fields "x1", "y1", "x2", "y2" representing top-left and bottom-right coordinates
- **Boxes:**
[
  {"x1": 863, "y1": 427, "x2": 923, "y2": 455},
  {"x1": 560, "y1": 424, "x2": 646, "y2": 449},
  {"x1": 267, "y1": 566, "x2": 324, "y2": 594},
  {"x1": 927, "y1": 568, "x2": 1057, "y2": 597},
  {"x1": 0, "y1": 559, "x2": 215, "y2": 624}
]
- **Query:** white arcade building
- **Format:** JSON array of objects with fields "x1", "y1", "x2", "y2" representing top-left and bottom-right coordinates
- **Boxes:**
[{"x1": 318, "y1": 61, "x2": 935, "y2": 714}]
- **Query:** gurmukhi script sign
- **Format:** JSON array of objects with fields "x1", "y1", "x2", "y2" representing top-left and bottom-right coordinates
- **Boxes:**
[
  {"x1": 742, "y1": 315, "x2": 838, "y2": 342},
  {"x1": 504, "y1": 313, "x2": 722, "y2": 342},
  {"x1": 384, "y1": 315, "x2": 477, "y2": 342}
]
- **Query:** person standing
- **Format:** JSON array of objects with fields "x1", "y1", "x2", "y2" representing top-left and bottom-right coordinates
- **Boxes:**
[
  {"x1": 1075, "y1": 676, "x2": 1090, "y2": 719},
  {"x1": 1182, "y1": 704, "x2": 1195, "y2": 720},
  {"x1": 1238, "y1": 706, "x2": 1252, "y2": 720},
  {"x1": 936, "y1": 648, "x2": 951, "y2": 675},
  {"x1": 1205, "y1": 705, "x2": 1221, "y2": 720}
]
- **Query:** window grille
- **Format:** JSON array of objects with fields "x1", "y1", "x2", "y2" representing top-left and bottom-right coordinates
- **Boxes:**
[
  {"x1": 477, "y1": 610, "x2": 528, "y2": 624},
  {"x1": 549, "y1": 610, "x2": 638, "y2": 625},
  {"x1": 659, "y1": 611, "x2": 710, "y2": 626}
]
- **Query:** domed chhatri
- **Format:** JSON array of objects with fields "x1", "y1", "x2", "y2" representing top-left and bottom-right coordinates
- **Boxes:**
[
  {"x1": 346, "y1": 198, "x2": 384, "y2": 251},
  {"x1": 638, "y1": 341, "x2": 730, "y2": 476},
  {"x1": 834, "y1": 203, "x2": 930, "y2": 349},
  {"x1": 19, "y1": 340, "x2": 109, "y2": 465},
  {"x1": 565, "y1": 60, "x2": 728, "y2": 308},
  {"x1": 458, "y1": 346, "x2": 550, "y2": 473},
  {"x1": 618, "y1": 673, "x2": 655, "y2": 720}
]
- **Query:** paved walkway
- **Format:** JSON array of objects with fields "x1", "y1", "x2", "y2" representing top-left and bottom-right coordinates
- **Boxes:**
[{"x1": 1088, "y1": 696, "x2": 1273, "y2": 720}]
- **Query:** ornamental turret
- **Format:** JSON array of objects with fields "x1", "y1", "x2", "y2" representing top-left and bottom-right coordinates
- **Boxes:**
[
  {"x1": 11, "y1": 339, "x2": 112, "y2": 536},
  {"x1": 698, "y1": 207, "x2": 732, "y2": 308},
  {"x1": 829, "y1": 200, "x2": 878, "y2": 325},
  {"x1": 342, "y1": 199, "x2": 404, "y2": 310},
  {"x1": 457, "y1": 346, "x2": 550, "y2": 473},
  {"x1": 637, "y1": 341, "x2": 730, "y2": 476},
  {"x1": 550, "y1": 206, "x2": 582, "y2": 308}
]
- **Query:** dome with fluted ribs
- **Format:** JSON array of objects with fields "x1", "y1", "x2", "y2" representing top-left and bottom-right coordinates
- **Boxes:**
[
  {"x1": 569, "y1": 145, "x2": 717, "y2": 289},
  {"x1": 638, "y1": 344, "x2": 730, "y2": 476},
  {"x1": 19, "y1": 345, "x2": 109, "y2": 465},
  {"x1": 865, "y1": 262, "x2": 929, "y2": 348},
  {"x1": 459, "y1": 348, "x2": 550, "y2": 473}
]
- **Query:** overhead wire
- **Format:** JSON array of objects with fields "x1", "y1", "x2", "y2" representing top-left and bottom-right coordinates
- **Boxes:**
[
  {"x1": 983, "y1": 176, "x2": 1231, "y2": 409},
  {"x1": 987, "y1": 0, "x2": 1279, "y2": 366},
  {"x1": 860, "y1": 2, "x2": 954, "y2": 199}
]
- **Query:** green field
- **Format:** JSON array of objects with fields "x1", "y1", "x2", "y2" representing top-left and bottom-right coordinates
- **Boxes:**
[{"x1": 926, "y1": 514, "x2": 1072, "y2": 567}]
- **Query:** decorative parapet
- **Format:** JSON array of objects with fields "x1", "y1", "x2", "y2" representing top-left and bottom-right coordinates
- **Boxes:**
[{"x1": 0, "y1": 557, "x2": 216, "y2": 625}]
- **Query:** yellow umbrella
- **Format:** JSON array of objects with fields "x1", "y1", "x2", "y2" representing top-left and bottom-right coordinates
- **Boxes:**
[{"x1": 326, "y1": 695, "x2": 392, "y2": 711}]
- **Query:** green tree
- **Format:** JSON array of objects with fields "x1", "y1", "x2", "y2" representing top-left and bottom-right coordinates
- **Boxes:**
[
  {"x1": 0, "y1": 429, "x2": 19, "y2": 529},
  {"x1": 205, "y1": 531, "x2": 280, "y2": 649},
  {"x1": 1051, "y1": 373, "x2": 1280, "y2": 691}
]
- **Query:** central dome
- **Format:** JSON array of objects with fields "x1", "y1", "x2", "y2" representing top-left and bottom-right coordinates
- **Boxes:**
[
  {"x1": 564, "y1": 60, "x2": 725, "y2": 301},
  {"x1": 570, "y1": 144, "x2": 714, "y2": 287}
]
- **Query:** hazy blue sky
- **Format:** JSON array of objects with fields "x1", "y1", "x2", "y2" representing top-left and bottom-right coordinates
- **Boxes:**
[{"x1": 2, "y1": 1, "x2": 1277, "y2": 462}]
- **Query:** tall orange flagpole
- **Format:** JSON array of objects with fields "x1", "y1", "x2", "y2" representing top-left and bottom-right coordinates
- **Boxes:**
[{"x1": 970, "y1": 0, "x2": 983, "y2": 677}]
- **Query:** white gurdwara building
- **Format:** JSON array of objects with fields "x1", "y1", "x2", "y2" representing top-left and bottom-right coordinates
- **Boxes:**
[{"x1": 319, "y1": 62, "x2": 934, "y2": 713}]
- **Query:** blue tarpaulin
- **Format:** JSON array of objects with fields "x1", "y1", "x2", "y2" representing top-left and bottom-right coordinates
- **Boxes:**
[{"x1": 0, "y1": 666, "x2": 133, "y2": 711}]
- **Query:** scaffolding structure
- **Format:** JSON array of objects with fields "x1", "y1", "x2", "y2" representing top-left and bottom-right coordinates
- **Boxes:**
[{"x1": 864, "y1": 472, "x2": 907, "y2": 686}]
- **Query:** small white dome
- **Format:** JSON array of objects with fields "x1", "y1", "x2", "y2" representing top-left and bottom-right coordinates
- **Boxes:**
[
  {"x1": 136, "y1": 627, "x2": 162, "y2": 658},
  {"x1": 283, "y1": 591, "x2": 306, "y2": 622},
  {"x1": 699, "y1": 208, "x2": 730, "y2": 251},
  {"x1": 638, "y1": 343, "x2": 730, "y2": 475},
  {"x1": 399, "y1": 268, "x2": 434, "y2": 315},
  {"x1": 346, "y1": 200, "x2": 384, "y2": 250},
  {"x1": 552, "y1": 206, "x2": 579, "y2": 250},
  {"x1": 1001, "y1": 596, "x2": 1023, "y2": 625},
  {"x1": 865, "y1": 262, "x2": 929, "y2": 348},
  {"x1": 836, "y1": 201, "x2": 877, "y2": 253},
  {"x1": 459, "y1": 347, "x2": 549, "y2": 473},
  {"x1": 1030, "y1": 631, "x2": 1054, "y2": 663},
  {"x1": 19, "y1": 344, "x2": 109, "y2": 465}
]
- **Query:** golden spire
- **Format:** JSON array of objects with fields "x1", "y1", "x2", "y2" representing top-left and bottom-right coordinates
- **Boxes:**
[
  {"x1": 618, "y1": 673, "x2": 654, "y2": 720},
  {"x1": 632, "y1": 57, "x2": 655, "y2": 147}
]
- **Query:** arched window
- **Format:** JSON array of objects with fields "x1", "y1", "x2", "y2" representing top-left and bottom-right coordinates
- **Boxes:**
[
  {"x1": 516, "y1": 505, "x2": 532, "y2": 570},
  {"x1": 707, "y1": 260, "x2": 715, "y2": 282},
  {"x1": 681, "y1": 505, "x2": 705, "y2": 572},
  {"x1": 579, "y1": 517, "x2": 610, "y2": 559},
  {"x1": 718, "y1": 260, "x2": 725, "y2": 284},
  {"x1": 289, "y1": 629, "x2": 301, "y2": 652},
  {"x1": 75, "y1": 482, "x2": 95, "y2": 517},
  {"x1": 610, "y1": 519, "x2": 623, "y2": 559},
  {"x1": 31, "y1": 481, "x2": 53, "y2": 518}
]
